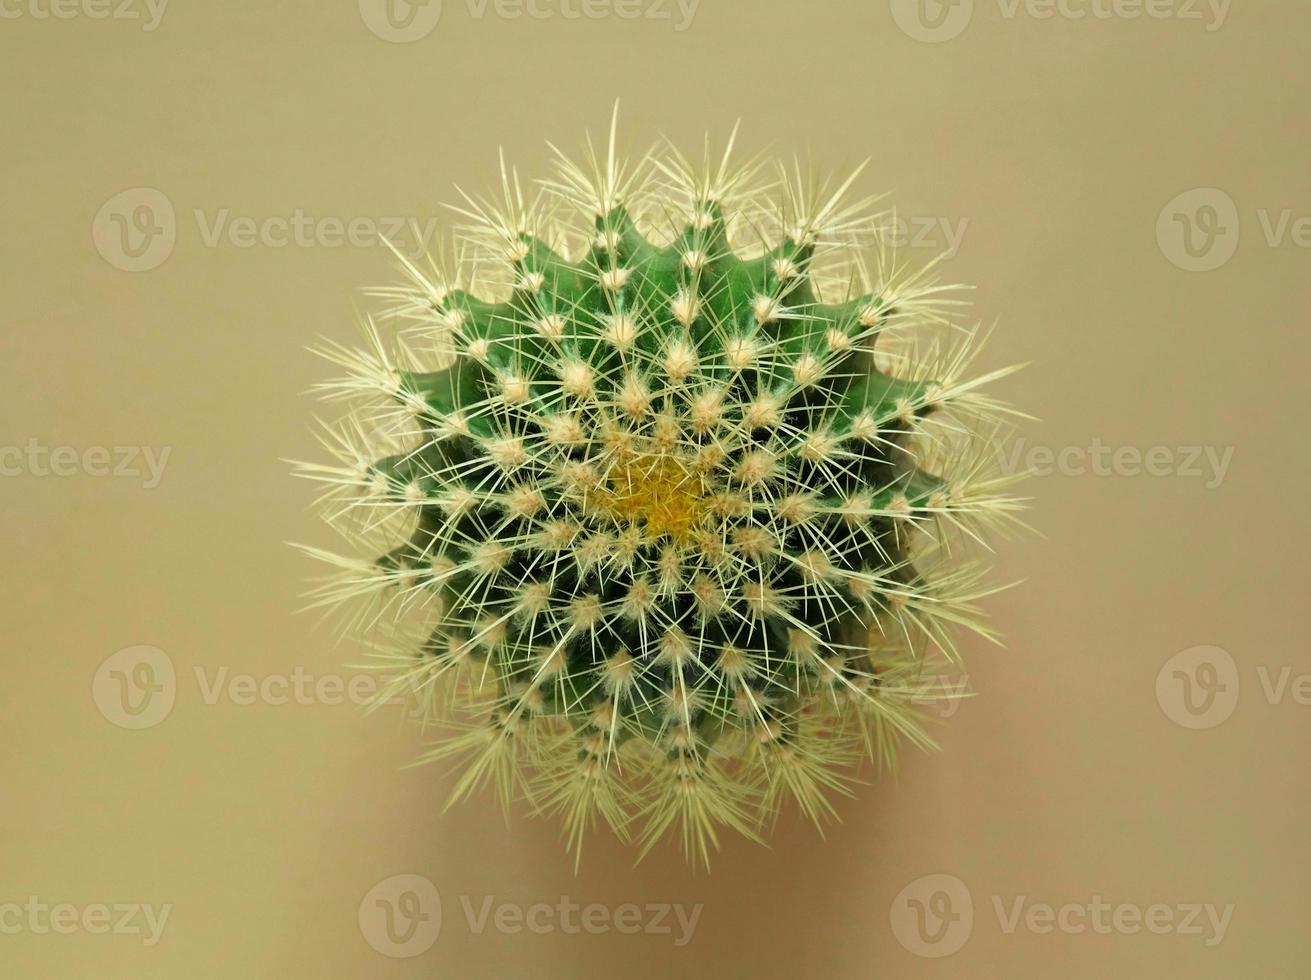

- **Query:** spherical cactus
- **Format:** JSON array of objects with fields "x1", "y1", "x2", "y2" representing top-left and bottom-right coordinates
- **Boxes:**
[{"x1": 299, "y1": 114, "x2": 1024, "y2": 867}]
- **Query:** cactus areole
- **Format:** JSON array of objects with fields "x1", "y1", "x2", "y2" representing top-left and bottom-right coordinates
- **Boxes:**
[{"x1": 300, "y1": 115, "x2": 1024, "y2": 866}]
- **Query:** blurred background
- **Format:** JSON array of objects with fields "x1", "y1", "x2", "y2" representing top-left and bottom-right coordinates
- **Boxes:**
[{"x1": 2, "y1": 1, "x2": 1308, "y2": 976}]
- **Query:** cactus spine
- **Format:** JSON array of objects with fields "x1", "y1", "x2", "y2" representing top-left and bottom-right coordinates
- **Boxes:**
[{"x1": 300, "y1": 114, "x2": 1024, "y2": 867}]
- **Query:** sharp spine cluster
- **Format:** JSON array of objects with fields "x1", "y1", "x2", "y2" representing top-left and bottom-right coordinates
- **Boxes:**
[{"x1": 298, "y1": 112, "x2": 1025, "y2": 868}]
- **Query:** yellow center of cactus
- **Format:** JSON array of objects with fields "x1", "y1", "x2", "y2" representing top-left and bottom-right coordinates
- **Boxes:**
[{"x1": 600, "y1": 453, "x2": 706, "y2": 541}]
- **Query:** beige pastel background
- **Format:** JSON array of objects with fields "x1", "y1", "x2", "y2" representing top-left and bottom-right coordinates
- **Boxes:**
[{"x1": 2, "y1": 0, "x2": 1308, "y2": 976}]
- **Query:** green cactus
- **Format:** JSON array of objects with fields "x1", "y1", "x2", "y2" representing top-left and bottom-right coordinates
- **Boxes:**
[{"x1": 299, "y1": 114, "x2": 1024, "y2": 867}]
